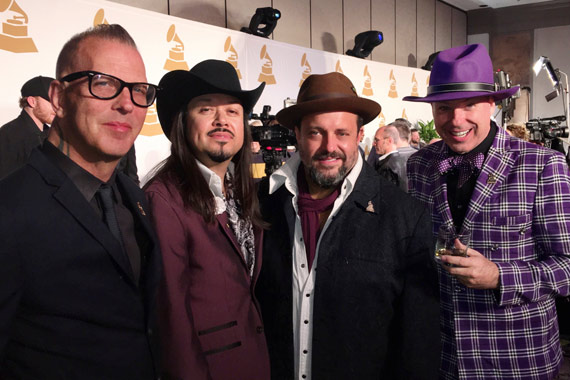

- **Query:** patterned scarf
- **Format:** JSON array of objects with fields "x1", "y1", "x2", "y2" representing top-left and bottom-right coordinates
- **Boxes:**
[
  {"x1": 224, "y1": 173, "x2": 255, "y2": 278},
  {"x1": 296, "y1": 166, "x2": 341, "y2": 271}
]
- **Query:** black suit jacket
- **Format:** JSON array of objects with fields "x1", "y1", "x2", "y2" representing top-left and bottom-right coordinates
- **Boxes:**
[
  {"x1": 257, "y1": 162, "x2": 440, "y2": 380},
  {"x1": 0, "y1": 147, "x2": 161, "y2": 379},
  {"x1": 376, "y1": 151, "x2": 408, "y2": 192}
]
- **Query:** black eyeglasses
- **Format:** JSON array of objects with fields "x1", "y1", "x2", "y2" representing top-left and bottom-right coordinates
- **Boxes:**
[{"x1": 60, "y1": 70, "x2": 160, "y2": 108}]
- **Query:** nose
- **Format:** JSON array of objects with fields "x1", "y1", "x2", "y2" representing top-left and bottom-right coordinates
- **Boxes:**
[
  {"x1": 214, "y1": 110, "x2": 228, "y2": 126},
  {"x1": 451, "y1": 107, "x2": 466, "y2": 125},
  {"x1": 113, "y1": 87, "x2": 135, "y2": 113},
  {"x1": 323, "y1": 133, "x2": 338, "y2": 153}
]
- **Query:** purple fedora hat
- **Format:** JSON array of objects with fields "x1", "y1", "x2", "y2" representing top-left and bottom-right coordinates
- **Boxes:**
[{"x1": 403, "y1": 44, "x2": 519, "y2": 103}]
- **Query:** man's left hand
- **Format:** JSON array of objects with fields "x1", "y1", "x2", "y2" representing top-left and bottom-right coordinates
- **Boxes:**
[{"x1": 440, "y1": 241, "x2": 500, "y2": 289}]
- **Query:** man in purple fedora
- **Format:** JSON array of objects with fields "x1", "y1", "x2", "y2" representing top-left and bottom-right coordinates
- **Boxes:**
[
  {"x1": 256, "y1": 72, "x2": 440, "y2": 379},
  {"x1": 405, "y1": 43, "x2": 570, "y2": 379}
]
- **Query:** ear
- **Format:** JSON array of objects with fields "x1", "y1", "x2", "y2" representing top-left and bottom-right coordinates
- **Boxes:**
[
  {"x1": 26, "y1": 96, "x2": 36, "y2": 108},
  {"x1": 357, "y1": 126, "x2": 364, "y2": 141},
  {"x1": 49, "y1": 80, "x2": 66, "y2": 119},
  {"x1": 294, "y1": 125, "x2": 301, "y2": 142},
  {"x1": 487, "y1": 97, "x2": 496, "y2": 117}
]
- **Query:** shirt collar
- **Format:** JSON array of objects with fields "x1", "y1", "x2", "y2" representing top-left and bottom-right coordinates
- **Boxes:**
[
  {"x1": 196, "y1": 159, "x2": 233, "y2": 214},
  {"x1": 378, "y1": 150, "x2": 397, "y2": 161},
  {"x1": 269, "y1": 151, "x2": 363, "y2": 200}
]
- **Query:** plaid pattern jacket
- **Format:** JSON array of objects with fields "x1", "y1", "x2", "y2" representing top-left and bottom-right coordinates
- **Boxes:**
[{"x1": 407, "y1": 127, "x2": 570, "y2": 380}]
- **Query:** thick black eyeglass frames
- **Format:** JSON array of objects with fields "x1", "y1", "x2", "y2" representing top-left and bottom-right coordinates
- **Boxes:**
[{"x1": 60, "y1": 70, "x2": 160, "y2": 108}]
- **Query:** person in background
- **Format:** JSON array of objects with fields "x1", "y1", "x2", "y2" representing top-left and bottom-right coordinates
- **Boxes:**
[
  {"x1": 505, "y1": 121, "x2": 530, "y2": 141},
  {"x1": 405, "y1": 43, "x2": 570, "y2": 380},
  {"x1": 0, "y1": 24, "x2": 161, "y2": 379},
  {"x1": 410, "y1": 126, "x2": 427, "y2": 149},
  {"x1": 144, "y1": 59, "x2": 270, "y2": 380},
  {"x1": 0, "y1": 75, "x2": 55, "y2": 179},
  {"x1": 373, "y1": 125, "x2": 407, "y2": 191}
]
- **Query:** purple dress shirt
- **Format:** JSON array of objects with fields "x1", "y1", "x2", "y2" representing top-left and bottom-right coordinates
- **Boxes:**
[{"x1": 407, "y1": 127, "x2": 570, "y2": 380}]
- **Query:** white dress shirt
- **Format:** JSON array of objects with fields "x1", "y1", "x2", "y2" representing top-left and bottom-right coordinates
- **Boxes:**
[{"x1": 268, "y1": 153, "x2": 363, "y2": 380}]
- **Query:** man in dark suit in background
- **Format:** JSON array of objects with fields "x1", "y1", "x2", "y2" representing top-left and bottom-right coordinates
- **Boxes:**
[
  {"x1": 373, "y1": 125, "x2": 408, "y2": 191},
  {"x1": 0, "y1": 24, "x2": 161, "y2": 379},
  {"x1": 256, "y1": 72, "x2": 440, "y2": 379},
  {"x1": 0, "y1": 75, "x2": 55, "y2": 179}
]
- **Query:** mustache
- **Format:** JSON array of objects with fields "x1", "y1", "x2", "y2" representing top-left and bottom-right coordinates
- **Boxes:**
[
  {"x1": 208, "y1": 128, "x2": 234, "y2": 137},
  {"x1": 312, "y1": 150, "x2": 346, "y2": 161}
]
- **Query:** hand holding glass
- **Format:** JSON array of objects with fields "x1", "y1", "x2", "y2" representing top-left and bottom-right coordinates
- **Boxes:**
[{"x1": 435, "y1": 224, "x2": 470, "y2": 261}]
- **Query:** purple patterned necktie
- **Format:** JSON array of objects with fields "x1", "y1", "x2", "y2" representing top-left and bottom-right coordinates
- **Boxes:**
[{"x1": 436, "y1": 151, "x2": 485, "y2": 188}]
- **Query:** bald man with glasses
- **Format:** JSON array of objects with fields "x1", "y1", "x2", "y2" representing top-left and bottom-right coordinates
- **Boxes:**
[{"x1": 0, "y1": 24, "x2": 162, "y2": 379}]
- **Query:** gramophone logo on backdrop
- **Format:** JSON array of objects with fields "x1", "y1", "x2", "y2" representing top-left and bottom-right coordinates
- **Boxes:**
[
  {"x1": 93, "y1": 9, "x2": 109, "y2": 26},
  {"x1": 224, "y1": 36, "x2": 241, "y2": 79},
  {"x1": 362, "y1": 66, "x2": 373, "y2": 96},
  {"x1": 258, "y1": 45, "x2": 276, "y2": 84},
  {"x1": 164, "y1": 24, "x2": 189, "y2": 71},
  {"x1": 426, "y1": 74, "x2": 430, "y2": 85},
  {"x1": 388, "y1": 69, "x2": 398, "y2": 98},
  {"x1": 335, "y1": 60, "x2": 343, "y2": 74},
  {"x1": 299, "y1": 53, "x2": 311, "y2": 87},
  {"x1": 378, "y1": 112, "x2": 386, "y2": 127},
  {"x1": 401, "y1": 109, "x2": 408, "y2": 120},
  {"x1": 141, "y1": 104, "x2": 163, "y2": 137},
  {"x1": 0, "y1": 0, "x2": 37, "y2": 53},
  {"x1": 410, "y1": 73, "x2": 419, "y2": 97}
]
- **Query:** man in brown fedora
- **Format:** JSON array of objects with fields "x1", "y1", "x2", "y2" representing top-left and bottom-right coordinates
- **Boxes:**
[
  {"x1": 256, "y1": 72, "x2": 440, "y2": 379},
  {"x1": 405, "y1": 43, "x2": 570, "y2": 379},
  {"x1": 144, "y1": 59, "x2": 270, "y2": 380}
]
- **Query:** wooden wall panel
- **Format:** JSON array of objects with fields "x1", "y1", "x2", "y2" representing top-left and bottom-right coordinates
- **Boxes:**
[
  {"x1": 272, "y1": 0, "x2": 311, "y2": 48},
  {"x1": 417, "y1": 0, "x2": 435, "y2": 69},
  {"x1": 451, "y1": 8, "x2": 467, "y2": 47},
  {"x1": 108, "y1": 0, "x2": 168, "y2": 14},
  {"x1": 395, "y1": 0, "x2": 417, "y2": 67},
  {"x1": 311, "y1": 0, "x2": 343, "y2": 53},
  {"x1": 170, "y1": 0, "x2": 226, "y2": 28},
  {"x1": 371, "y1": 0, "x2": 395, "y2": 64},
  {"x1": 435, "y1": 1, "x2": 452, "y2": 52}
]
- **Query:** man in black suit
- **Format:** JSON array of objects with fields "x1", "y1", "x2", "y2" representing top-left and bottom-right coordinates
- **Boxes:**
[
  {"x1": 373, "y1": 125, "x2": 408, "y2": 191},
  {"x1": 256, "y1": 72, "x2": 440, "y2": 379},
  {"x1": 0, "y1": 24, "x2": 161, "y2": 379}
]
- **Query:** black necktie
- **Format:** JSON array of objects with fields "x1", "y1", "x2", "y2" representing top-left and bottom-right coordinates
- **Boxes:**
[{"x1": 98, "y1": 184, "x2": 125, "y2": 251}]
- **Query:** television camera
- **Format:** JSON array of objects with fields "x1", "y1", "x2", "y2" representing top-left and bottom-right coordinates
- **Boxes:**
[
  {"x1": 250, "y1": 105, "x2": 296, "y2": 176},
  {"x1": 526, "y1": 115, "x2": 568, "y2": 150}
]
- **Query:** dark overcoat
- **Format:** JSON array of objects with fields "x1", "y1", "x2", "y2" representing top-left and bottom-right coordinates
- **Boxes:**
[{"x1": 256, "y1": 162, "x2": 441, "y2": 379}]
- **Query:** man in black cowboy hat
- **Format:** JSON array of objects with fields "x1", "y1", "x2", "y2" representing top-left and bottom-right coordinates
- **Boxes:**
[
  {"x1": 256, "y1": 71, "x2": 440, "y2": 379},
  {"x1": 0, "y1": 75, "x2": 55, "y2": 179},
  {"x1": 405, "y1": 43, "x2": 570, "y2": 380},
  {"x1": 144, "y1": 59, "x2": 270, "y2": 380}
]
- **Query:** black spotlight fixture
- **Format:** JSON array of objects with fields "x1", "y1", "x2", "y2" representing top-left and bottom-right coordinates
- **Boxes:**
[
  {"x1": 346, "y1": 31, "x2": 383, "y2": 58},
  {"x1": 241, "y1": 7, "x2": 281, "y2": 38},
  {"x1": 422, "y1": 51, "x2": 440, "y2": 71}
]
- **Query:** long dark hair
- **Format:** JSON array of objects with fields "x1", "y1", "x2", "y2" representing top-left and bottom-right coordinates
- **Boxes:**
[{"x1": 145, "y1": 106, "x2": 265, "y2": 228}]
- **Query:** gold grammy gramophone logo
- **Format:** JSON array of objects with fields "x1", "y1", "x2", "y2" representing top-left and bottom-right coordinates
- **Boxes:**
[
  {"x1": 224, "y1": 36, "x2": 241, "y2": 79},
  {"x1": 164, "y1": 24, "x2": 189, "y2": 71},
  {"x1": 0, "y1": 0, "x2": 37, "y2": 53},
  {"x1": 335, "y1": 60, "x2": 343, "y2": 74},
  {"x1": 388, "y1": 69, "x2": 398, "y2": 98},
  {"x1": 258, "y1": 45, "x2": 276, "y2": 85},
  {"x1": 378, "y1": 112, "x2": 386, "y2": 127},
  {"x1": 299, "y1": 53, "x2": 311, "y2": 87},
  {"x1": 93, "y1": 9, "x2": 109, "y2": 26},
  {"x1": 410, "y1": 73, "x2": 419, "y2": 97},
  {"x1": 401, "y1": 108, "x2": 408, "y2": 120},
  {"x1": 362, "y1": 65, "x2": 373, "y2": 96},
  {"x1": 426, "y1": 74, "x2": 430, "y2": 85},
  {"x1": 141, "y1": 103, "x2": 163, "y2": 137}
]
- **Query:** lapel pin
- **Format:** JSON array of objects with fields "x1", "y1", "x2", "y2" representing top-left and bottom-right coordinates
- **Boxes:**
[
  {"x1": 137, "y1": 202, "x2": 147, "y2": 216},
  {"x1": 487, "y1": 174, "x2": 497, "y2": 184},
  {"x1": 366, "y1": 201, "x2": 375, "y2": 213}
]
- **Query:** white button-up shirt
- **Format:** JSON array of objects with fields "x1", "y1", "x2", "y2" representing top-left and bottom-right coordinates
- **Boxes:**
[
  {"x1": 269, "y1": 153, "x2": 363, "y2": 380},
  {"x1": 196, "y1": 159, "x2": 232, "y2": 215}
]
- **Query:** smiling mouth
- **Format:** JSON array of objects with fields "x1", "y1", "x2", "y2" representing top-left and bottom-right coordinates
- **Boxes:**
[{"x1": 451, "y1": 130, "x2": 469, "y2": 137}]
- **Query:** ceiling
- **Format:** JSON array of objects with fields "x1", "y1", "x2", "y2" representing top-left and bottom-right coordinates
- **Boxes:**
[{"x1": 443, "y1": 0, "x2": 556, "y2": 11}]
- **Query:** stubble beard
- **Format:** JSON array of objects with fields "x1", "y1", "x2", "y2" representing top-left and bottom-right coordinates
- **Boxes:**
[{"x1": 307, "y1": 150, "x2": 348, "y2": 189}]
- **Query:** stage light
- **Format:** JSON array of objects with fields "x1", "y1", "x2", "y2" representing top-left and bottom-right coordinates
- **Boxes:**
[
  {"x1": 422, "y1": 51, "x2": 440, "y2": 71},
  {"x1": 346, "y1": 31, "x2": 383, "y2": 59},
  {"x1": 533, "y1": 56, "x2": 560, "y2": 87},
  {"x1": 241, "y1": 7, "x2": 281, "y2": 38}
]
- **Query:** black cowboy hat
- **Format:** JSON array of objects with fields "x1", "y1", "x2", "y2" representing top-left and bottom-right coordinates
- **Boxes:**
[{"x1": 157, "y1": 59, "x2": 265, "y2": 139}]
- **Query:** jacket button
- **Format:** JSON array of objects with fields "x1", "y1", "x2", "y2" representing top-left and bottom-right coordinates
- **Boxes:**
[{"x1": 256, "y1": 326, "x2": 264, "y2": 333}]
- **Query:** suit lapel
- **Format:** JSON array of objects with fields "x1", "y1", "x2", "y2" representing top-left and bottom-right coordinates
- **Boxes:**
[{"x1": 461, "y1": 130, "x2": 516, "y2": 234}]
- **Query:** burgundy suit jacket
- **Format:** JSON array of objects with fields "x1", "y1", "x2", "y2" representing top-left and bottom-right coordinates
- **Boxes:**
[{"x1": 145, "y1": 178, "x2": 270, "y2": 380}]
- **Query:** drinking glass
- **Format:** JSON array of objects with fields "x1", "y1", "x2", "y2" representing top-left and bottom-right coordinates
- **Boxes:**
[{"x1": 434, "y1": 224, "x2": 470, "y2": 261}]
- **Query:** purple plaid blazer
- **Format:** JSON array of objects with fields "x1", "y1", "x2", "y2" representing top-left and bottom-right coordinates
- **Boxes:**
[{"x1": 407, "y1": 127, "x2": 570, "y2": 380}]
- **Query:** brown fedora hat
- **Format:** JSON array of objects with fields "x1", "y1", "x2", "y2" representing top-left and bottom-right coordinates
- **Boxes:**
[{"x1": 276, "y1": 72, "x2": 381, "y2": 129}]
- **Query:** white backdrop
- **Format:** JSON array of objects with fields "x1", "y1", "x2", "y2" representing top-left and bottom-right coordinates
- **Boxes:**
[{"x1": 0, "y1": 0, "x2": 433, "y2": 181}]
